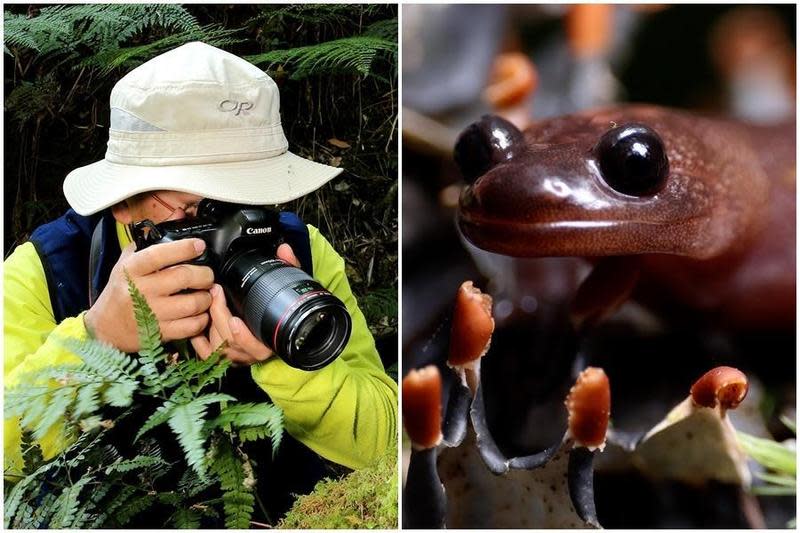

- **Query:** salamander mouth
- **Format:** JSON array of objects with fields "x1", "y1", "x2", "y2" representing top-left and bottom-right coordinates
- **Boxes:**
[{"x1": 458, "y1": 212, "x2": 705, "y2": 258}]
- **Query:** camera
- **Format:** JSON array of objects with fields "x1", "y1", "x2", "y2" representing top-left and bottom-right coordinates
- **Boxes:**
[{"x1": 132, "y1": 199, "x2": 352, "y2": 371}]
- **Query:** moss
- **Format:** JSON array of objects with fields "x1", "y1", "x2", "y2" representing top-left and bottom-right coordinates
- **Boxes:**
[{"x1": 279, "y1": 450, "x2": 397, "y2": 529}]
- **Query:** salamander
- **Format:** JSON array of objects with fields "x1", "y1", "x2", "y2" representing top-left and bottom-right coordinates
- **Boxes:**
[{"x1": 455, "y1": 105, "x2": 795, "y2": 329}]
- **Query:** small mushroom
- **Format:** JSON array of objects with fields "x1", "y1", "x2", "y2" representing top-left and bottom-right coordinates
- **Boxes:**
[
  {"x1": 631, "y1": 366, "x2": 752, "y2": 486},
  {"x1": 566, "y1": 367, "x2": 611, "y2": 451},
  {"x1": 403, "y1": 366, "x2": 443, "y2": 450},
  {"x1": 448, "y1": 281, "x2": 494, "y2": 395},
  {"x1": 402, "y1": 366, "x2": 447, "y2": 528}
]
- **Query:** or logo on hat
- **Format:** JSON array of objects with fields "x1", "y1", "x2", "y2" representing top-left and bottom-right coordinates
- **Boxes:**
[{"x1": 219, "y1": 99, "x2": 254, "y2": 116}]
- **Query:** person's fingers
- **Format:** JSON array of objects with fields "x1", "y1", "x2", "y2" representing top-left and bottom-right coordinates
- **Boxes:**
[
  {"x1": 126, "y1": 239, "x2": 206, "y2": 276},
  {"x1": 277, "y1": 243, "x2": 301, "y2": 267},
  {"x1": 208, "y1": 284, "x2": 234, "y2": 340},
  {"x1": 140, "y1": 264, "x2": 215, "y2": 295},
  {"x1": 161, "y1": 313, "x2": 210, "y2": 342},
  {"x1": 229, "y1": 317, "x2": 272, "y2": 362},
  {"x1": 152, "y1": 291, "x2": 213, "y2": 321},
  {"x1": 190, "y1": 334, "x2": 213, "y2": 360}
]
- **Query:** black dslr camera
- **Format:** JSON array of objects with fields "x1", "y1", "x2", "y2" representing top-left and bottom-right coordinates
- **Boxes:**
[{"x1": 132, "y1": 199, "x2": 352, "y2": 371}]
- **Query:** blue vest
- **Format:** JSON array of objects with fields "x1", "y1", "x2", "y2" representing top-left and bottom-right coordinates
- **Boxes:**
[{"x1": 29, "y1": 209, "x2": 313, "y2": 324}]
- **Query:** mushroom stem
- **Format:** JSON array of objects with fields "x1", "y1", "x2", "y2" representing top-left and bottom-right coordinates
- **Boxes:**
[
  {"x1": 567, "y1": 447, "x2": 600, "y2": 528},
  {"x1": 404, "y1": 447, "x2": 447, "y2": 529},
  {"x1": 470, "y1": 382, "x2": 510, "y2": 475},
  {"x1": 442, "y1": 370, "x2": 472, "y2": 447}
]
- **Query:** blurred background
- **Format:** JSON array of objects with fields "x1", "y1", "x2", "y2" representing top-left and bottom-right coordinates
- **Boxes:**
[
  {"x1": 402, "y1": 4, "x2": 795, "y2": 529},
  {"x1": 4, "y1": 4, "x2": 398, "y2": 374}
]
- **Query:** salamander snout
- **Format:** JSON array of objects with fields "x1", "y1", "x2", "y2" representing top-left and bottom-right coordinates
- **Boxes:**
[{"x1": 454, "y1": 114, "x2": 524, "y2": 184}]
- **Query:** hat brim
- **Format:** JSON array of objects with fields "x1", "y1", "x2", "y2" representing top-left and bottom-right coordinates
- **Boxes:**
[{"x1": 63, "y1": 151, "x2": 344, "y2": 216}]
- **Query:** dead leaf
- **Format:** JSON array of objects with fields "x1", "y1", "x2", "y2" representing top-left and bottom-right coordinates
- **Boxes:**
[{"x1": 328, "y1": 138, "x2": 351, "y2": 149}]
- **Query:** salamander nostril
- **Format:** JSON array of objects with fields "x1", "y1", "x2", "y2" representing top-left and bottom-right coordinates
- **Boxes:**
[
  {"x1": 595, "y1": 123, "x2": 669, "y2": 196},
  {"x1": 454, "y1": 114, "x2": 523, "y2": 184}
]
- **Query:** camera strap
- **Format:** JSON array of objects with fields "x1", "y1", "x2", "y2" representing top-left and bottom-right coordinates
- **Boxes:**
[
  {"x1": 88, "y1": 218, "x2": 105, "y2": 307},
  {"x1": 280, "y1": 211, "x2": 314, "y2": 277}
]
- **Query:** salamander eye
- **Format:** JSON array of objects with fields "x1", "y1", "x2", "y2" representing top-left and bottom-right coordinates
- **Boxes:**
[
  {"x1": 454, "y1": 115, "x2": 523, "y2": 184},
  {"x1": 595, "y1": 123, "x2": 669, "y2": 196}
]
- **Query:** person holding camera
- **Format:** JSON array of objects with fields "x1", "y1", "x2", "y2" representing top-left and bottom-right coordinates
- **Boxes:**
[{"x1": 4, "y1": 42, "x2": 398, "y2": 487}]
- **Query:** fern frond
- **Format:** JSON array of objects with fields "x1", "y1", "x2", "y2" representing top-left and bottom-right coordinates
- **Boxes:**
[
  {"x1": 79, "y1": 26, "x2": 245, "y2": 77},
  {"x1": 61, "y1": 337, "x2": 141, "y2": 383},
  {"x1": 49, "y1": 476, "x2": 92, "y2": 528},
  {"x1": 73, "y1": 381, "x2": 103, "y2": 418},
  {"x1": 189, "y1": 348, "x2": 232, "y2": 393},
  {"x1": 115, "y1": 493, "x2": 157, "y2": 525},
  {"x1": 365, "y1": 18, "x2": 397, "y2": 40},
  {"x1": 32, "y1": 386, "x2": 75, "y2": 440},
  {"x1": 168, "y1": 394, "x2": 235, "y2": 476},
  {"x1": 209, "y1": 402, "x2": 284, "y2": 455},
  {"x1": 178, "y1": 466, "x2": 216, "y2": 498},
  {"x1": 173, "y1": 507, "x2": 202, "y2": 529},
  {"x1": 210, "y1": 440, "x2": 255, "y2": 529},
  {"x1": 105, "y1": 454, "x2": 168, "y2": 474},
  {"x1": 207, "y1": 402, "x2": 282, "y2": 429},
  {"x1": 4, "y1": 75, "x2": 60, "y2": 124},
  {"x1": 24, "y1": 491, "x2": 58, "y2": 528},
  {"x1": 246, "y1": 35, "x2": 397, "y2": 79},
  {"x1": 88, "y1": 485, "x2": 136, "y2": 527},
  {"x1": 127, "y1": 272, "x2": 168, "y2": 391},
  {"x1": 135, "y1": 400, "x2": 177, "y2": 442}
]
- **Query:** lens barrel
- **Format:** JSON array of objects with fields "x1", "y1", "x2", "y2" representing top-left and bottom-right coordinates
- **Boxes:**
[{"x1": 222, "y1": 250, "x2": 352, "y2": 370}]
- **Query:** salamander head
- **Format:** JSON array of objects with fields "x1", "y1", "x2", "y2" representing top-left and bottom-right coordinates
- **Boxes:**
[{"x1": 456, "y1": 106, "x2": 768, "y2": 259}]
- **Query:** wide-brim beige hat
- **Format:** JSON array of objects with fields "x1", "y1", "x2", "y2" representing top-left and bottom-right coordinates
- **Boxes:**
[{"x1": 64, "y1": 41, "x2": 343, "y2": 216}]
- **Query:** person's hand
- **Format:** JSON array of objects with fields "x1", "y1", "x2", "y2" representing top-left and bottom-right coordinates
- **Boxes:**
[
  {"x1": 190, "y1": 243, "x2": 300, "y2": 366},
  {"x1": 84, "y1": 239, "x2": 214, "y2": 352}
]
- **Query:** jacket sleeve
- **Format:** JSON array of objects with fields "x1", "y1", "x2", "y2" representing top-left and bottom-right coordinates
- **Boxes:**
[
  {"x1": 4, "y1": 242, "x2": 89, "y2": 478},
  {"x1": 250, "y1": 225, "x2": 398, "y2": 469}
]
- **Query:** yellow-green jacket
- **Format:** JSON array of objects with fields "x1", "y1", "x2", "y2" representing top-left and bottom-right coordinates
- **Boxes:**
[{"x1": 4, "y1": 220, "x2": 397, "y2": 477}]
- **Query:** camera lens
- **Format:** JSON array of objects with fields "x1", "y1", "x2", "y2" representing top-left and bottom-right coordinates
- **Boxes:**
[
  {"x1": 294, "y1": 310, "x2": 332, "y2": 352},
  {"x1": 222, "y1": 250, "x2": 352, "y2": 370}
]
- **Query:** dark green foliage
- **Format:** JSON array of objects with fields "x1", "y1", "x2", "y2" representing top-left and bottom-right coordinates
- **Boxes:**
[
  {"x1": 4, "y1": 278, "x2": 284, "y2": 528},
  {"x1": 247, "y1": 33, "x2": 396, "y2": 79},
  {"x1": 209, "y1": 439, "x2": 256, "y2": 529}
]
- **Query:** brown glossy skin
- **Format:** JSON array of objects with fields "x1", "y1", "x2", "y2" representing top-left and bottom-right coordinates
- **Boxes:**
[{"x1": 459, "y1": 105, "x2": 796, "y2": 328}]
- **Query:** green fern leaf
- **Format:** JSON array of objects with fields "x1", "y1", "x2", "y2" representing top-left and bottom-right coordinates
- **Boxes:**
[
  {"x1": 115, "y1": 493, "x2": 157, "y2": 525},
  {"x1": 168, "y1": 394, "x2": 235, "y2": 476},
  {"x1": 246, "y1": 35, "x2": 397, "y2": 80},
  {"x1": 127, "y1": 273, "x2": 168, "y2": 391},
  {"x1": 173, "y1": 507, "x2": 202, "y2": 529},
  {"x1": 178, "y1": 466, "x2": 216, "y2": 497},
  {"x1": 61, "y1": 337, "x2": 141, "y2": 383},
  {"x1": 102, "y1": 379, "x2": 137, "y2": 407},
  {"x1": 49, "y1": 477, "x2": 92, "y2": 528},
  {"x1": 33, "y1": 386, "x2": 75, "y2": 441},
  {"x1": 135, "y1": 400, "x2": 177, "y2": 442},
  {"x1": 209, "y1": 440, "x2": 255, "y2": 528},
  {"x1": 208, "y1": 402, "x2": 283, "y2": 455},
  {"x1": 89, "y1": 485, "x2": 136, "y2": 527},
  {"x1": 207, "y1": 402, "x2": 283, "y2": 429},
  {"x1": 105, "y1": 454, "x2": 168, "y2": 474},
  {"x1": 24, "y1": 491, "x2": 58, "y2": 528},
  {"x1": 73, "y1": 381, "x2": 103, "y2": 418}
]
